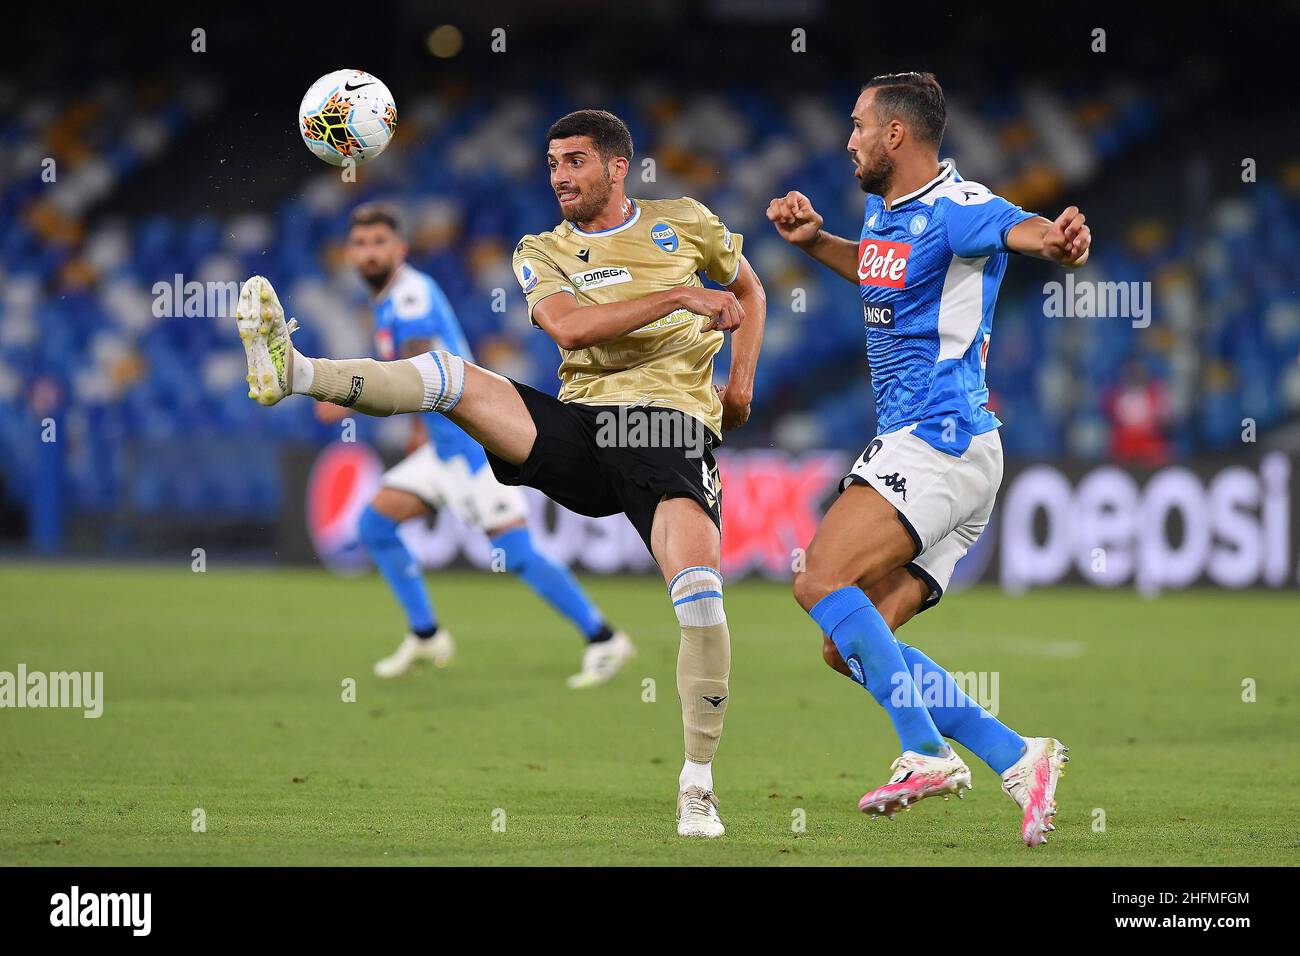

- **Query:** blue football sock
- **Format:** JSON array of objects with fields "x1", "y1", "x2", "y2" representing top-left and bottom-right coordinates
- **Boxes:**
[
  {"x1": 358, "y1": 505, "x2": 436, "y2": 634},
  {"x1": 809, "y1": 587, "x2": 947, "y2": 756},
  {"x1": 491, "y1": 526, "x2": 606, "y2": 641},
  {"x1": 897, "y1": 642, "x2": 1026, "y2": 774}
]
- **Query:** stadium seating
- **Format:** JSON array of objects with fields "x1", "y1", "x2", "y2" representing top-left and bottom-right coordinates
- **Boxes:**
[{"x1": 3, "y1": 79, "x2": 1297, "y2": 532}]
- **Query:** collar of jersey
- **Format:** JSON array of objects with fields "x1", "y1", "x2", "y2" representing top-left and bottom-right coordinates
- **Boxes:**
[
  {"x1": 569, "y1": 199, "x2": 640, "y2": 237},
  {"x1": 372, "y1": 262, "x2": 412, "y2": 305},
  {"x1": 884, "y1": 160, "x2": 957, "y2": 210}
]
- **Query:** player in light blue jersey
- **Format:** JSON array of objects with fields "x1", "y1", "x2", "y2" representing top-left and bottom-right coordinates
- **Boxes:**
[
  {"x1": 769, "y1": 73, "x2": 1090, "y2": 845},
  {"x1": 317, "y1": 203, "x2": 633, "y2": 687}
]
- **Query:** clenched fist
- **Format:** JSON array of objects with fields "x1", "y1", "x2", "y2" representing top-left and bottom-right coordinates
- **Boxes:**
[
  {"x1": 766, "y1": 190, "x2": 823, "y2": 247},
  {"x1": 1043, "y1": 206, "x2": 1091, "y2": 267},
  {"x1": 715, "y1": 383, "x2": 752, "y2": 430},
  {"x1": 677, "y1": 286, "x2": 745, "y2": 333}
]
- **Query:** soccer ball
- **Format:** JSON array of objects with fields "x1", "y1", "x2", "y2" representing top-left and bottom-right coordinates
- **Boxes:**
[{"x1": 298, "y1": 69, "x2": 396, "y2": 167}]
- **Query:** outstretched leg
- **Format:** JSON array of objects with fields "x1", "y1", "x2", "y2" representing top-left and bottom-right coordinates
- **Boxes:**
[{"x1": 238, "y1": 275, "x2": 536, "y2": 465}]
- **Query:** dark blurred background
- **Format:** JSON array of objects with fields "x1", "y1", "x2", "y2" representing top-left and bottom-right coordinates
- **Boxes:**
[{"x1": 3, "y1": 1, "x2": 1298, "y2": 582}]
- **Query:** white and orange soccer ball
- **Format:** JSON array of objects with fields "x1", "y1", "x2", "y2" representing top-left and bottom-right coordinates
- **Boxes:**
[{"x1": 298, "y1": 69, "x2": 396, "y2": 167}]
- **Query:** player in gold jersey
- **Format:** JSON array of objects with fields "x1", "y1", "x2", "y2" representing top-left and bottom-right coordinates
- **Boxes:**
[{"x1": 234, "y1": 109, "x2": 766, "y2": 838}]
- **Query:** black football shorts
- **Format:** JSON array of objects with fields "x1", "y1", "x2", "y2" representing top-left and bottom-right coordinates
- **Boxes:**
[{"x1": 484, "y1": 380, "x2": 722, "y2": 552}]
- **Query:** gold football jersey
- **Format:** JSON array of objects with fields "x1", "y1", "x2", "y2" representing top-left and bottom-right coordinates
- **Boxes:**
[{"x1": 512, "y1": 196, "x2": 743, "y2": 438}]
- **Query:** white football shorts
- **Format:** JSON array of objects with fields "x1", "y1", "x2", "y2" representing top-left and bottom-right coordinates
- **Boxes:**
[
  {"x1": 842, "y1": 424, "x2": 1003, "y2": 609},
  {"x1": 382, "y1": 444, "x2": 528, "y2": 531}
]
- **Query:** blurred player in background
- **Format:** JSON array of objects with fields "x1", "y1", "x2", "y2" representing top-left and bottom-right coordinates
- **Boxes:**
[
  {"x1": 769, "y1": 72, "x2": 1088, "y2": 846},
  {"x1": 235, "y1": 110, "x2": 766, "y2": 838},
  {"x1": 315, "y1": 203, "x2": 631, "y2": 687}
]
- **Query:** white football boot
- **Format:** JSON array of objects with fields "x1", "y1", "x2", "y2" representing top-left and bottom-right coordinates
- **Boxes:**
[
  {"x1": 565, "y1": 631, "x2": 636, "y2": 689},
  {"x1": 1001, "y1": 736, "x2": 1070, "y2": 846},
  {"x1": 859, "y1": 748, "x2": 972, "y2": 818},
  {"x1": 373, "y1": 630, "x2": 456, "y2": 678},
  {"x1": 237, "y1": 275, "x2": 297, "y2": 407},
  {"x1": 676, "y1": 785, "x2": 725, "y2": 838}
]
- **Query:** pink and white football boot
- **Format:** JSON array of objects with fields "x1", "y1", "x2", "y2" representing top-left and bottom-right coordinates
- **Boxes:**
[
  {"x1": 1001, "y1": 737, "x2": 1070, "y2": 846},
  {"x1": 858, "y1": 748, "x2": 972, "y2": 818}
]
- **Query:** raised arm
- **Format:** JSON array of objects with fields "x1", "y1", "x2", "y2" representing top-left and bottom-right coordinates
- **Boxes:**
[
  {"x1": 1006, "y1": 206, "x2": 1091, "y2": 267},
  {"x1": 767, "y1": 190, "x2": 860, "y2": 283}
]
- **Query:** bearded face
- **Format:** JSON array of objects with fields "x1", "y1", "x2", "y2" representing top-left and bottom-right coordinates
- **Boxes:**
[
  {"x1": 850, "y1": 117, "x2": 898, "y2": 196},
  {"x1": 557, "y1": 163, "x2": 615, "y2": 224}
]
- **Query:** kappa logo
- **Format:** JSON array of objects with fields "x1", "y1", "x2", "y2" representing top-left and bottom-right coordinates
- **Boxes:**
[
  {"x1": 875, "y1": 471, "x2": 908, "y2": 500},
  {"x1": 857, "y1": 239, "x2": 911, "y2": 289},
  {"x1": 569, "y1": 266, "x2": 632, "y2": 290}
]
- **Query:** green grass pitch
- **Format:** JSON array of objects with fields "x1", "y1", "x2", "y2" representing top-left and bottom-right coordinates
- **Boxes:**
[{"x1": 1, "y1": 564, "x2": 1297, "y2": 866}]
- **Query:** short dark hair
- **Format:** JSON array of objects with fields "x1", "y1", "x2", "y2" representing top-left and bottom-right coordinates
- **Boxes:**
[
  {"x1": 348, "y1": 201, "x2": 404, "y2": 237},
  {"x1": 546, "y1": 109, "x2": 634, "y2": 163},
  {"x1": 863, "y1": 72, "x2": 946, "y2": 147}
]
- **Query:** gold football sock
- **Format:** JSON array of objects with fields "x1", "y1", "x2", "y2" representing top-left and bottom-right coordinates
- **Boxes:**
[
  {"x1": 670, "y1": 566, "x2": 730, "y2": 764},
  {"x1": 296, "y1": 350, "x2": 464, "y2": 416}
]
